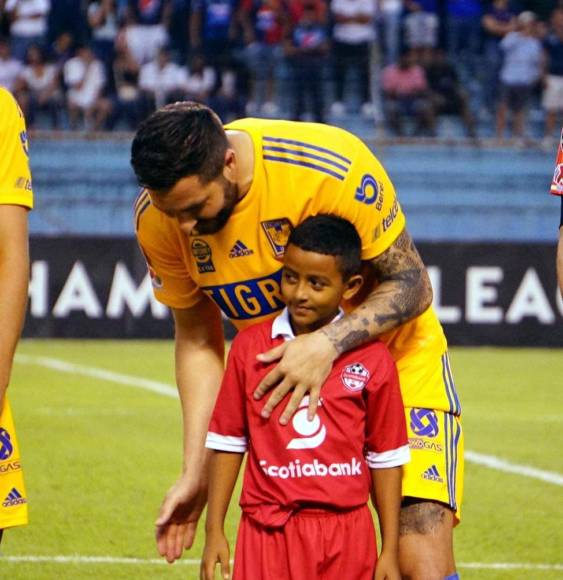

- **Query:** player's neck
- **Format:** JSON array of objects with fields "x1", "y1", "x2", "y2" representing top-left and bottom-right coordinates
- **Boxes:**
[
  {"x1": 289, "y1": 307, "x2": 341, "y2": 337},
  {"x1": 227, "y1": 130, "x2": 254, "y2": 200}
]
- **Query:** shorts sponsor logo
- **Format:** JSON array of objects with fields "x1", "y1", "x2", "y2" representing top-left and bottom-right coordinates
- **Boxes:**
[
  {"x1": 355, "y1": 174, "x2": 383, "y2": 209},
  {"x1": 408, "y1": 437, "x2": 443, "y2": 453},
  {"x1": 191, "y1": 239, "x2": 215, "y2": 273},
  {"x1": 2, "y1": 487, "x2": 26, "y2": 508},
  {"x1": 422, "y1": 465, "x2": 443, "y2": 483},
  {"x1": 0, "y1": 460, "x2": 21, "y2": 475},
  {"x1": 260, "y1": 457, "x2": 363, "y2": 479},
  {"x1": 410, "y1": 408, "x2": 439, "y2": 438},
  {"x1": 341, "y1": 363, "x2": 370, "y2": 392},
  {"x1": 0, "y1": 428, "x2": 14, "y2": 461},
  {"x1": 287, "y1": 396, "x2": 326, "y2": 449},
  {"x1": 261, "y1": 218, "x2": 293, "y2": 258}
]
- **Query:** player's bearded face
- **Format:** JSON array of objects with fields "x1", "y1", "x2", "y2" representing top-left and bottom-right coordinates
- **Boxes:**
[{"x1": 191, "y1": 175, "x2": 238, "y2": 235}]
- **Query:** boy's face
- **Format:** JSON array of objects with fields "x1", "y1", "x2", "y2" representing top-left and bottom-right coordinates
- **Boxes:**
[{"x1": 281, "y1": 244, "x2": 361, "y2": 335}]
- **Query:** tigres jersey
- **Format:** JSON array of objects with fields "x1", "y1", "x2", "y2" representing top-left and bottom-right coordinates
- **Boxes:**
[
  {"x1": 0, "y1": 89, "x2": 31, "y2": 529},
  {"x1": 0, "y1": 88, "x2": 33, "y2": 209},
  {"x1": 136, "y1": 119, "x2": 459, "y2": 413}
]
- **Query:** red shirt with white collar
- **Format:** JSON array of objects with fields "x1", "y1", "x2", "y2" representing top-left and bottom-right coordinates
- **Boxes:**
[{"x1": 206, "y1": 308, "x2": 410, "y2": 527}]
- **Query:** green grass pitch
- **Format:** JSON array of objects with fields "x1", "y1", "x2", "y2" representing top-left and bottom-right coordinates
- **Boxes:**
[{"x1": 1, "y1": 340, "x2": 562, "y2": 579}]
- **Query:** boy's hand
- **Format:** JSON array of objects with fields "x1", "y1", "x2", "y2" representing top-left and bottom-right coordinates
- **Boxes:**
[
  {"x1": 254, "y1": 331, "x2": 337, "y2": 424},
  {"x1": 374, "y1": 550, "x2": 401, "y2": 580},
  {"x1": 200, "y1": 530, "x2": 230, "y2": 580}
]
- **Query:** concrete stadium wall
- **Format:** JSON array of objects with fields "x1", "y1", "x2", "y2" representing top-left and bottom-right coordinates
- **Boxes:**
[{"x1": 28, "y1": 136, "x2": 559, "y2": 242}]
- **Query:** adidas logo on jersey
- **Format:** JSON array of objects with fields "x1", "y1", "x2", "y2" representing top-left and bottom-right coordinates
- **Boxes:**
[
  {"x1": 422, "y1": 465, "x2": 443, "y2": 483},
  {"x1": 2, "y1": 487, "x2": 27, "y2": 508},
  {"x1": 229, "y1": 240, "x2": 254, "y2": 258}
]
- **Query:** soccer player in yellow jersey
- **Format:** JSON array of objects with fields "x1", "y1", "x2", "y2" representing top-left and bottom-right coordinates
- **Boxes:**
[
  {"x1": 131, "y1": 102, "x2": 463, "y2": 579},
  {"x1": 0, "y1": 88, "x2": 32, "y2": 541}
]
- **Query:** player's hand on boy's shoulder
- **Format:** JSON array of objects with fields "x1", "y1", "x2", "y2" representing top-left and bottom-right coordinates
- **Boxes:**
[
  {"x1": 155, "y1": 473, "x2": 207, "y2": 563},
  {"x1": 374, "y1": 549, "x2": 401, "y2": 580},
  {"x1": 254, "y1": 331, "x2": 338, "y2": 424},
  {"x1": 200, "y1": 530, "x2": 231, "y2": 580}
]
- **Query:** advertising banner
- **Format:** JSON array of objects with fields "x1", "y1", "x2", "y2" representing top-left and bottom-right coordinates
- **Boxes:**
[{"x1": 24, "y1": 238, "x2": 563, "y2": 346}]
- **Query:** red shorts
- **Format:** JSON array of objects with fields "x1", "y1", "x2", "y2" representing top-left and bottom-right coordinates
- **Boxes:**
[{"x1": 233, "y1": 505, "x2": 377, "y2": 580}]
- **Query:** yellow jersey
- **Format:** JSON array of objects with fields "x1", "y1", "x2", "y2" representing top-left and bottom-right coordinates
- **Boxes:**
[
  {"x1": 0, "y1": 88, "x2": 33, "y2": 209},
  {"x1": 136, "y1": 119, "x2": 459, "y2": 413},
  {"x1": 0, "y1": 88, "x2": 30, "y2": 530}
]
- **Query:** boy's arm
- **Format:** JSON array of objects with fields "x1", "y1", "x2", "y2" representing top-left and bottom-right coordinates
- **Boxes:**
[
  {"x1": 201, "y1": 451, "x2": 244, "y2": 580},
  {"x1": 364, "y1": 348, "x2": 409, "y2": 580},
  {"x1": 371, "y1": 466, "x2": 402, "y2": 580}
]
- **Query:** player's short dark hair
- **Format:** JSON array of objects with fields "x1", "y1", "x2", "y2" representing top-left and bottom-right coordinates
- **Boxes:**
[
  {"x1": 287, "y1": 215, "x2": 362, "y2": 280},
  {"x1": 130, "y1": 101, "x2": 228, "y2": 191}
]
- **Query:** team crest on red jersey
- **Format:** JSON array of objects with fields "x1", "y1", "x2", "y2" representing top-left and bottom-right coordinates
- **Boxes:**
[
  {"x1": 550, "y1": 129, "x2": 563, "y2": 196},
  {"x1": 261, "y1": 218, "x2": 293, "y2": 258},
  {"x1": 341, "y1": 363, "x2": 370, "y2": 392}
]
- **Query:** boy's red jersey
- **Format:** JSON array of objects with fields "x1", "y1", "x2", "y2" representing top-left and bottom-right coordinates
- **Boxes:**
[{"x1": 206, "y1": 310, "x2": 409, "y2": 527}]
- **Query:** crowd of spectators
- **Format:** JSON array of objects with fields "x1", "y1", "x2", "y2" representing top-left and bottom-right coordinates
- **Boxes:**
[{"x1": 0, "y1": 0, "x2": 561, "y2": 141}]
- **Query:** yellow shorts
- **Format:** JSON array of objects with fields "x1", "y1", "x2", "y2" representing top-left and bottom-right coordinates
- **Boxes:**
[
  {"x1": 0, "y1": 396, "x2": 28, "y2": 530},
  {"x1": 402, "y1": 407, "x2": 464, "y2": 523}
]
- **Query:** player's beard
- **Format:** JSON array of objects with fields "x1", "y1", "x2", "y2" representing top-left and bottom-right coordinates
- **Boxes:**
[{"x1": 191, "y1": 176, "x2": 239, "y2": 235}]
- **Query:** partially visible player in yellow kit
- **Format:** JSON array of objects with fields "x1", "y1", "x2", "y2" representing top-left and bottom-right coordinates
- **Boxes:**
[
  {"x1": 0, "y1": 88, "x2": 32, "y2": 541},
  {"x1": 131, "y1": 102, "x2": 463, "y2": 579}
]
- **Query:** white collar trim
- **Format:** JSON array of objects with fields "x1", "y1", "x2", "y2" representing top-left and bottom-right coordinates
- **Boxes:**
[{"x1": 271, "y1": 307, "x2": 345, "y2": 341}]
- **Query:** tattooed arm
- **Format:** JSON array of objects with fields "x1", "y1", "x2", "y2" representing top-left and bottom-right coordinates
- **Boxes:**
[
  {"x1": 254, "y1": 228, "x2": 432, "y2": 423},
  {"x1": 321, "y1": 228, "x2": 433, "y2": 354}
]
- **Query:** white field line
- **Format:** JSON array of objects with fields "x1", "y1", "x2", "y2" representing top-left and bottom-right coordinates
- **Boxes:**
[
  {"x1": 0, "y1": 556, "x2": 562, "y2": 571},
  {"x1": 465, "y1": 450, "x2": 563, "y2": 486},
  {"x1": 15, "y1": 355, "x2": 563, "y2": 487},
  {"x1": 15, "y1": 354, "x2": 177, "y2": 399}
]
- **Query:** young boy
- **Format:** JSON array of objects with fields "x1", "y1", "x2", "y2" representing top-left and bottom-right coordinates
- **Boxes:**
[{"x1": 201, "y1": 215, "x2": 410, "y2": 580}]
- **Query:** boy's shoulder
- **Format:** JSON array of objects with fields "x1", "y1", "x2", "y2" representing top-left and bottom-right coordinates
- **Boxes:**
[{"x1": 231, "y1": 318, "x2": 276, "y2": 354}]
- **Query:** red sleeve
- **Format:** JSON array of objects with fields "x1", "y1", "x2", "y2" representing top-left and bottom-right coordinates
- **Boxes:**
[
  {"x1": 364, "y1": 346, "x2": 410, "y2": 469},
  {"x1": 206, "y1": 334, "x2": 249, "y2": 453},
  {"x1": 550, "y1": 129, "x2": 563, "y2": 196}
]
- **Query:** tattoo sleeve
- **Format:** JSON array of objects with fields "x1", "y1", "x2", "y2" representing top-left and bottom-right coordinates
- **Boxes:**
[{"x1": 320, "y1": 229, "x2": 433, "y2": 355}]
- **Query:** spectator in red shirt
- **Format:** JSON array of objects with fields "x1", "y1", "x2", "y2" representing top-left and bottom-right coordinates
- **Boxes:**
[
  {"x1": 381, "y1": 48, "x2": 435, "y2": 136},
  {"x1": 201, "y1": 214, "x2": 409, "y2": 580}
]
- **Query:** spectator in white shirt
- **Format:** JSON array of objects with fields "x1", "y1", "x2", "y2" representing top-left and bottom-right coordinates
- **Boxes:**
[
  {"x1": 64, "y1": 44, "x2": 111, "y2": 129},
  {"x1": 330, "y1": 0, "x2": 376, "y2": 118},
  {"x1": 378, "y1": 0, "x2": 403, "y2": 65},
  {"x1": 88, "y1": 0, "x2": 119, "y2": 69},
  {"x1": 403, "y1": 0, "x2": 438, "y2": 62},
  {"x1": 0, "y1": 38, "x2": 24, "y2": 92},
  {"x1": 139, "y1": 47, "x2": 185, "y2": 110},
  {"x1": 15, "y1": 43, "x2": 62, "y2": 127},
  {"x1": 178, "y1": 53, "x2": 217, "y2": 103},
  {"x1": 495, "y1": 10, "x2": 543, "y2": 141},
  {"x1": 5, "y1": 0, "x2": 51, "y2": 61}
]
